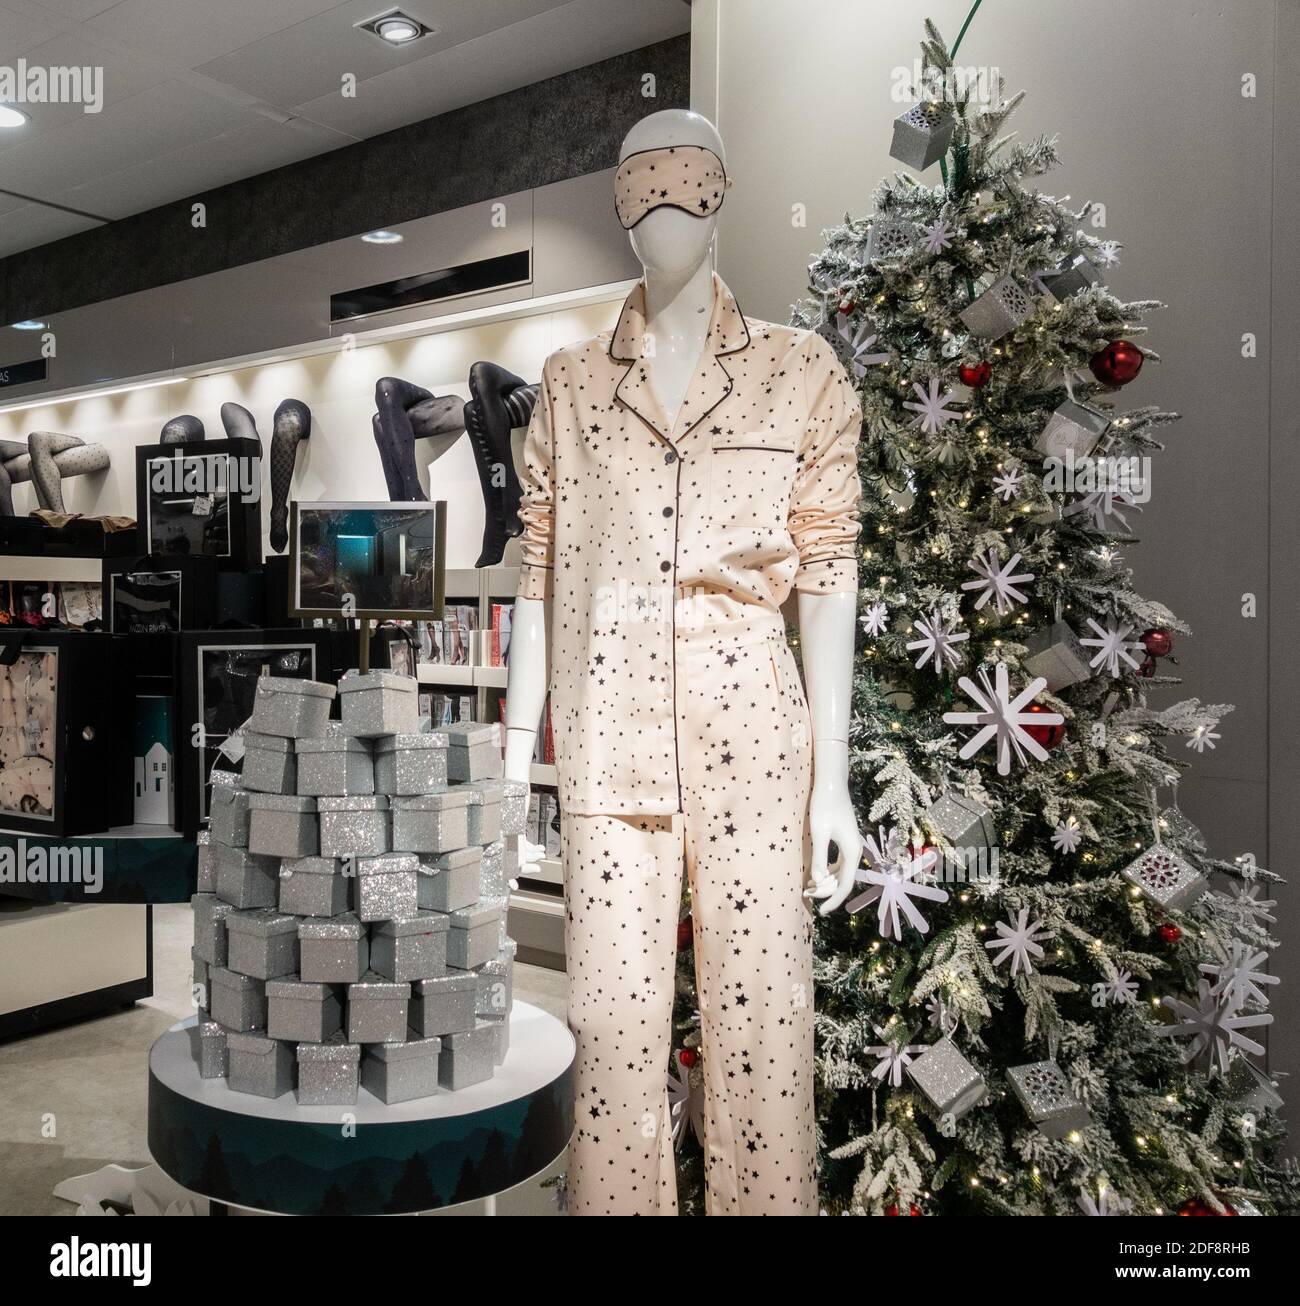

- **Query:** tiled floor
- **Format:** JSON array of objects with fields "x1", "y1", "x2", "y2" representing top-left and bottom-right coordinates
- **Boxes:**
[{"x1": 0, "y1": 905, "x2": 568, "y2": 1216}]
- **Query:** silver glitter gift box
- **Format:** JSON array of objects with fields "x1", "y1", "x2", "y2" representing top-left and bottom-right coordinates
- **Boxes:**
[
  {"x1": 443, "y1": 722, "x2": 502, "y2": 783},
  {"x1": 225, "y1": 909, "x2": 300, "y2": 981},
  {"x1": 958, "y1": 274, "x2": 1034, "y2": 340},
  {"x1": 279, "y1": 855, "x2": 350, "y2": 918},
  {"x1": 905, "y1": 1037, "x2": 986, "y2": 1120},
  {"x1": 295, "y1": 727, "x2": 375, "y2": 798},
  {"x1": 297, "y1": 1037, "x2": 361, "y2": 1106},
  {"x1": 889, "y1": 101, "x2": 956, "y2": 170},
  {"x1": 1037, "y1": 253, "x2": 1101, "y2": 301},
  {"x1": 1022, "y1": 621, "x2": 1092, "y2": 693},
  {"x1": 266, "y1": 978, "x2": 343, "y2": 1043},
  {"x1": 209, "y1": 785, "x2": 251, "y2": 848},
  {"x1": 191, "y1": 949, "x2": 210, "y2": 1013},
  {"x1": 471, "y1": 937, "x2": 516, "y2": 1018},
  {"x1": 417, "y1": 846, "x2": 482, "y2": 913},
  {"x1": 227, "y1": 1031, "x2": 294, "y2": 1099},
  {"x1": 479, "y1": 840, "x2": 508, "y2": 900},
  {"x1": 299, "y1": 913, "x2": 369, "y2": 983},
  {"x1": 240, "y1": 731, "x2": 297, "y2": 795},
  {"x1": 446, "y1": 900, "x2": 504, "y2": 970},
  {"x1": 346, "y1": 973, "x2": 411, "y2": 1044},
  {"x1": 361, "y1": 1033, "x2": 442, "y2": 1105},
  {"x1": 1035, "y1": 399, "x2": 1109, "y2": 463},
  {"x1": 214, "y1": 842, "x2": 280, "y2": 910},
  {"x1": 482, "y1": 1012, "x2": 509, "y2": 1066},
  {"x1": 1007, "y1": 1060, "x2": 1091, "y2": 1139},
  {"x1": 374, "y1": 731, "x2": 448, "y2": 796},
  {"x1": 412, "y1": 972, "x2": 478, "y2": 1038},
  {"x1": 209, "y1": 966, "x2": 267, "y2": 1032},
  {"x1": 248, "y1": 674, "x2": 336, "y2": 740},
  {"x1": 247, "y1": 793, "x2": 319, "y2": 859},
  {"x1": 391, "y1": 788, "x2": 472, "y2": 854},
  {"x1": 438, "y1": 1022, "x2": 496, "y2": 1090},
  {"x1": 1121, "y1": 844, "x2": 1207, "y2": 911},
  {"x1": 466, "y1": 780, "x2": 504, "y2": 845},
  {"x1": 925, "y1": 792, "x2": 995, "y2": 853},
  {"x1": 499, "y1": 779, "x2": 528, "y2": 837},
  {"x1": 192, "y1": 892, "x2": 234, "y2": 966},
  {"x1": 354, "y1": 852, "x2": 419, "y2": 923},
  {"x1": 371, "y1": 911, "x2": 450, "y2": 982},
  {"x1": 1225, "y1": 1056, "x2": 1285, "y2": 1114},
  {"x1": 318, "y1": 794, "x2": 391, "y2": 858},
  {"x1": 338, "y1": 669, "x2": 420, "y2": 738},
  {"x1": 196, "y1": 832, "x2": 216, "y2": 893},
  {"x1": 862, "y1": 216, "x2": 916, "y2": 263},
  {"x1": 194, "y1": 1019, "x2": 229, "y2": 1079}
]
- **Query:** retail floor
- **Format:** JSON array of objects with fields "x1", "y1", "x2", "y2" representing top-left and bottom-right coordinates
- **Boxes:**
[{"x1": 0, "y1": 905, "x2": 568, "y2": 1217}]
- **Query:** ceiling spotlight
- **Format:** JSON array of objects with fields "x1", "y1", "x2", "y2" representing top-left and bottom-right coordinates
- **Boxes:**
[
  {"x1": 357, "y1": 10, "x2": 435, "y2": 46},
  {"x1": 0, "y1": 105, "x2": 28, "y2": 129},
  {"x1": 361, "y1": 230, "x2": 404, "y2": 245},
  {"x1": 11, "y1": 320, "x2": 47, "y2": 330}
]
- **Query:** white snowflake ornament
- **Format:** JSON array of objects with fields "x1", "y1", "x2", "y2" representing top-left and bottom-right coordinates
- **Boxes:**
[
  {"x1": 922, "y1": 218, "x2": 955, "y2": 254},
  {"x1": 1099, "y1": 968, "x2": 1139, "y2": 1006},
  {"x1": 1186, "y1": 724, "x2": 1221, "y2": 754},
  {"x1": 1157, "y1": 981, "x2": 1272, "y2": 1075},
  {"x1": 861, "y1": 601, "x2": 889, "y2": 638},
  {"x1": 991, "y1": 462, "x2": 1023, "y2": 502},
  {"x1": 906, "y1": 610, "x2": 968, "y2": 675},
  {"x1": 1078, "y1": 617, "x2": 1143, "y2": 679},
  {"x1": 961, "y1": 549, "x2": 1034, "y2": 614},
  {"x1": 926, "y1": 994, "x2": 959, "y2": 1036},
  {"x1": 667, "y1": 1050, "x2": 705, "y2": 1150},
  {"x1": 1051, "y1": 816, "x2": 1082, "y2": 854},
  {"x1": 942, "y1": 664, "x2": 1064, "y2": 775},
  {"x1": 1201, "y1": 943, "x2": 1279, "y2": 1012},
  {"x1": 848, "y1": 826, "x2": 949, "y2": 940},
  {"x1": 902, "y1": 377, "x2": 962, "y2": 435},
  {"x1": 866, "y1": 1025, "x2": 926, "y2": 1087},
  {"x1": 837, "y1": 314, "x2": 890, "y2": 376},
  {"x1": 1224, "y1": 881, "x2": 1277, "y2": 926},
  {"x1": 984, "y1": 906, "x2": 1053, "y2": 977}
]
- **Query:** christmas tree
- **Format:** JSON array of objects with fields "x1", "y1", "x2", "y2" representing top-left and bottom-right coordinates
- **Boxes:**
[{"x1": 777, "y1": 20, "x2": 1296, "y2": 1216}]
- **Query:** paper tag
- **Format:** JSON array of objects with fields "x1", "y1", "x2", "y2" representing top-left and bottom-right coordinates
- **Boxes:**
[{"x1": 192, "y1": 494, "x2": 214, "y2": 517}]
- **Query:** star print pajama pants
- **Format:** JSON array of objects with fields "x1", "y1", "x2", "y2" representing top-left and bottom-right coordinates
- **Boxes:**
[{"x1": 562, "y1": 623, "x2": 817, "y2": 1215}]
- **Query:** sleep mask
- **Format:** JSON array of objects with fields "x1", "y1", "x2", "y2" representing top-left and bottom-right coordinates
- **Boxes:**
[{"x1": 614, "y1": 145, "x2": 729, "y2": 229}]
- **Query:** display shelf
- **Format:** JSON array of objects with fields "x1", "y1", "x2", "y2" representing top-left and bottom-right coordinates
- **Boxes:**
[
  {"x1": 416, "y1": 662, "x2": 475, "y2": 686},
  {"x1": 530, "y1": 763, "x2": 557, "y2": 787},
  {"x1": 508, "y1": 884, "x2": 564, "y2": 964},
  {"x1": 521, "y1": 856, "x2": 563, "y2": 887},
  {"x1": 0, "y1": 556, "x2": 104, "y2": 582}
]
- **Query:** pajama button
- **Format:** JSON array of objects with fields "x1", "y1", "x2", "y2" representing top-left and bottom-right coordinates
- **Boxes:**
[
  {"x1": 663, "y1": 506, "x2": 674, "y2": 517},
  {"x1": 664, "y1": 450, "x2": 678, "y2": 464},
  {"x1": 660, "y1": 560, "x2": 671, "y2": 572}
]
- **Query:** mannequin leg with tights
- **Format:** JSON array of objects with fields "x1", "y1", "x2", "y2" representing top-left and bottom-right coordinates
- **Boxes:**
[
  {"x1": 161, "y1": 414, "x2": 205, "y2": 445},
  {"x1": 28, "y1": 432, "x2": 109, "y2": 513},
  {"x1": 462, "y1": 361, "x2": 539, "y2": 567},
  {"x1": 0, "y1": 442, "x2": 20, "y2": 516},
  {"x1": 269, "y1": 399, "x2": 311, "y2": 553},
  {"x1": 371, "y1": 377, "x2": 462, "y2": 501},
  {"x1": 220, "y1": 402, "x2": 262, "y2": 453}
]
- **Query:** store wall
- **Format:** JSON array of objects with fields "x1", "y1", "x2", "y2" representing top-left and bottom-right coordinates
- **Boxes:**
[{"x1": 693, "y1": 0, "x2": 1295, "y2": 1103}]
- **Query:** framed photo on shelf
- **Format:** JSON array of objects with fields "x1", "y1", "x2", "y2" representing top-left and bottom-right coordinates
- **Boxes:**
[{"x1": 103, "y1": 555, "x2": 218, "y2": 634}]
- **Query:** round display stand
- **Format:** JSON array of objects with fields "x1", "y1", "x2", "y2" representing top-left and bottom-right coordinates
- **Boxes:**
[{"x1": 148, "y1": 1004, "x2": 574, "y2": 1215}]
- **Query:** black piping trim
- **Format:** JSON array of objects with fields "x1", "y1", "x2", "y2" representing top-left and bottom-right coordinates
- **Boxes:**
[{"x1": 669, "y1": 454, "x2": 684, "y2": 816}]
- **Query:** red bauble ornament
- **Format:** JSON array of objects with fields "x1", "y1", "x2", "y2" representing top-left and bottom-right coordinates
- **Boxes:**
[
  {"x1": 1157, "y1": 923, "x2": 1182, "y2": 944},
  {"x1": 838, "y1": 296, "x2": 856, "y2": 315},
  {"x1": 1089, "y1": 339, "x2": 1144, "y2": 386},
  {"x1": 1178, "y1": 1195, "x2": 1237, "y2": 1217},
  {"x1": 677, "y1": 919, "x2": 693, "y2": 951},
  {"x1": 1141, "y1": 628, "x2": 1173, "y2": 658},
  {"x1": 885, "y1": 1202, "x2": 922, "y2": 1216},
  {"x1": 1137, "y1": 656, "x2": 1157, "y2": 679},
  {"x1": 1023, "y1": 703, "x2": 1066, "y2": 749},
  {"x1": 958, "y1": 361, "x2": 992, "y2": 387},
  {"x1": 678, "y1": 1048, "x2": 698, "y2": 1068}
]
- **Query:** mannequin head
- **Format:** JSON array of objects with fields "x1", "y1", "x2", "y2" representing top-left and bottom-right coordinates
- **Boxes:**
[{"x1": 619, "y1": 110, "x2": 726, "y2": 278}]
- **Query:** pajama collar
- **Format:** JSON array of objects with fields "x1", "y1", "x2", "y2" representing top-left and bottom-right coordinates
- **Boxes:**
[{"x1": 609, "y1": 272, "x2": 751, "y2": 361}]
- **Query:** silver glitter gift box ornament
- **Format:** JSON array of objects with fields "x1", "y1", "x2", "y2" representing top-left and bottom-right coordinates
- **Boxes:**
[
  {"x1": 279, "y1": 855, "x2": 350, "y2": 918},
  {"x1": 472, "y1": 938, "x2": 516, "y2": 1018},
  {"x1": 248, "y1": 674, "x2": 336, "y2": 740},
  {"x1": 226, "y1": 909, "x2": 300, "y2": 980},
  {"x1": 862, "y1": 217, "x2": 917, "y2": 263},
  {"x1": 412, "y1": 972, "x2": 478, "y2": 1038},
  {"x1": 247, "y1": 793, "x2": 318, "y2": 859},
  {"x1": 478, "y1": 840, "x2": 508, "y2": 900},
  {"x1": 267, "y1": 978, "x2": 343, "y2": 1043},
  {"x1": 958, "y1": 274, "x2": 1034, "y2": 340},
  {"x1": 240, "y1": 731, "x2": 297, "y2": 795},
  {"x1": 391, "y1": 788, "x2": 472, "y2": 854},
  {"x1": 347, "y1": 973, "x2": 411, "y2": 1044},
  {"x1": 1006, "y1": 1060, "x2": 1091, "y2": 1139},
  {"x1": 295, "y1": 728, "x2": 375, "y2": 798},
  {"x1": 417, "y1": 846, "x2": 482, "y2": 913},
  {"x1": 889, "y1": 101, "x2": 956, "y2": 171},
  {"x1": 1225, "y1": 1057, "x2": 1285, "y2": 1114},
  {"x1": 467, "y1": 781, "x2": 504, "y2": 845},
  {"x1": 438, "y1": 1022, "x2": 496, "y2": 1090},
  {"x1": 209, "y1": 785, "x2": 251, "y2": 848},
  {"x1": 194, "y1": 1019, "x2": 229, "y2": 1079},
  {"x1": 338, "y1": 669, "x2": 420, "y2": 738},
  {"x1": 215, "y1": 842, "x2": 279, "y2": 910},
  {"x1": 298, "y1": 913, "x2": 369, "y2": 983},
  {"x1": 227, "y1": 1031, "x2": 294, "y2": 1099},
  {"x1": 1121, "y1": 843, "x2": 1207, "y2": 911},
  {"x1": 483, "y1": 1012, "x2": 509, "y2": 1066},
  {"x1": 196, "y1": 832, "x2": 216, "y2": 893},
  {"x1": 191, "y1": 949, "x2": 210, "y2": 1013},
  {"x1": 1035, "y1": 399, "x2": 1109, "y2": 462},
  {"x1": 192, "y1": 892, "x2": 234, "y2": 966},
  {"x1": 318, "y1": 794, "x2": 391, "y2": 858},
  {"x1": 905, "y1": 1037, "x2": 986, "y2": 1120},
  {"x1": 297, "y1": 1037, "x2": 361, "y2": 1106},
  {"x1": 500, "y1": 779, "x2": 528, "y2": 836},
  {"x1": 209, "y1": 966, "x2": 267, "y2": 1032},
  {"x1": 362, "y1": 1033, "x2": 443, "y2": 1104},
  {"x1": 371, "y1": 911, "x2": 450, "y2": 982},
  {"x1": 442, "y1": 722, "x2": 502, "y2": 783},
  {"x1": 1037, "y1": 253, "x2": 1101, "y2": 301},
  {"x1": 1022, "y1": 621, "x2": 1092, "y2": 692},
  {"x1": 354, "y1": 852, "x2": 419, "y2": 923},
  {"x1": 446, "y1": 900, "x2": 504, "y2": 970},
  {"x1": 925, "y1": 792, "x2": 995, "y2": 853},
  {"x1": 373, "y1": 731, "x2": 448, "y2": 796}
]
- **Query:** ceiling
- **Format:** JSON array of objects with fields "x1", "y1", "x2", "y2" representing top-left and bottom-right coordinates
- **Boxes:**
[{"x1": 0, "y1": 0, "x2": 691, "y2": 260}]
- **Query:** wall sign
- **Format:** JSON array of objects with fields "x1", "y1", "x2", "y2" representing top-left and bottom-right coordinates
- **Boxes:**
[{"x1": 0, "y1": 358, "x2": 47, "y2": 389}]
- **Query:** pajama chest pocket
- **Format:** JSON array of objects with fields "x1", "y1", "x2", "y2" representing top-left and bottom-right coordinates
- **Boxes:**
[{"x1": 707, "y1": 430, "x2": 796, "y2": 531}]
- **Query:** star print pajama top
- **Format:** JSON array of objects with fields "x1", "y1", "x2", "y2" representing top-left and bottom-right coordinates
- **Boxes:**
[{"x1": 517, "y1": 273, "x2": 862, "y2": 1215}]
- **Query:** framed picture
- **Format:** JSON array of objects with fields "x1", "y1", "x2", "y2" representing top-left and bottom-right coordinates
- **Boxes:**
[
  {"x1": 288, "y1": 501, "x2": 445, "y2": 622},
  {"x1": 104, "y1": 555, "x2": 217, "y2": 633}
]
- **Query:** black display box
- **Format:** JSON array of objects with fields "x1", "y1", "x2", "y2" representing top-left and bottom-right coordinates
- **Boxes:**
[
  {"x1": 103, "y1": 555, "x2": 219, "y2": 634},
  {"x1": 135, "y1": 437, "x2": 263, "y2": 569},
  {"x1": 0, "y1": 516, "x2": 139, "y2": 558},
  {"x1": 0, "y1": 629, "x2": 134, "y2": 836}
]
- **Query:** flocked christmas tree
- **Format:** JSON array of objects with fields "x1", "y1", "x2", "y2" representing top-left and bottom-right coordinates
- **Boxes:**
[{"x1": 771, "y1": 18, "x2": 1297, "y2": 1217}]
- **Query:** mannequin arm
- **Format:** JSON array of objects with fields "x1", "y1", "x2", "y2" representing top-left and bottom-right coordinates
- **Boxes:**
[
  {"x1": 797, "y1": 589, "x2": 862, "y2": 914},
  {"x1": 502, "y1": 595, "x2": 550, "y2": 864}
]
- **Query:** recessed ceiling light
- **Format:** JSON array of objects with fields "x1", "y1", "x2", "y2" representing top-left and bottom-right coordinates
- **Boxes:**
[
  {"x1": 357, "y1": 10, "x2": 435, "y2": 46},
  {"x1": 0, "y1": 105, "x2": 28, "y2": 129},
  {"x1": 11, "y1": 320, "x2": 47, "y2": 330},
  {"x1": 361, "y1": 230, "x2": 404, "y2": 245}
]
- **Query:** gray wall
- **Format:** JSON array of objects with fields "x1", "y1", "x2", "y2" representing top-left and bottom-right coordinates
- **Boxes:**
[{"x1": 694, "y1": 0, "x2": 1294, "y2": 1112}]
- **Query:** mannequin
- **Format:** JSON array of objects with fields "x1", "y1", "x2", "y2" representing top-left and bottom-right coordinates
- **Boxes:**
[
  {"x1": 462, "y1": 361, "x2": 538, "y2": 567},
  {"x1": 505, "y1": 109, "x2": 864, "y2": 1215},
  {"x1": 371, "y1": 377, "x2": 463, "y2": 501},
  {"x1": 0, "y1": 431, "x2": 111, "y2": 515}
]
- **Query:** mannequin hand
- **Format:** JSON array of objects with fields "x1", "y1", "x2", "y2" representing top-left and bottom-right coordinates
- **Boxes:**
[
  {"x1": 516, "y1": 832, "x2": 546, "y2": 868},
  {"x1": 804, "y1": 779, "x2": 862, "y2": 916},
  {"x1": 503, "y1": 732, "x2": 546, "y2": 869}
]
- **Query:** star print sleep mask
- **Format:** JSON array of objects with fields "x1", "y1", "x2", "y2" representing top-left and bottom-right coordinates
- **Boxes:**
[{"x1": 614, "y1": 145, "x2": 730, "y2": 229}]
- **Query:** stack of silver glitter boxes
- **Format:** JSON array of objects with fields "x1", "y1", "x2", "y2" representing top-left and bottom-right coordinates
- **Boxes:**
[{"x1": 191, "y1": 672, "x2": 526, "y2": 1107}]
